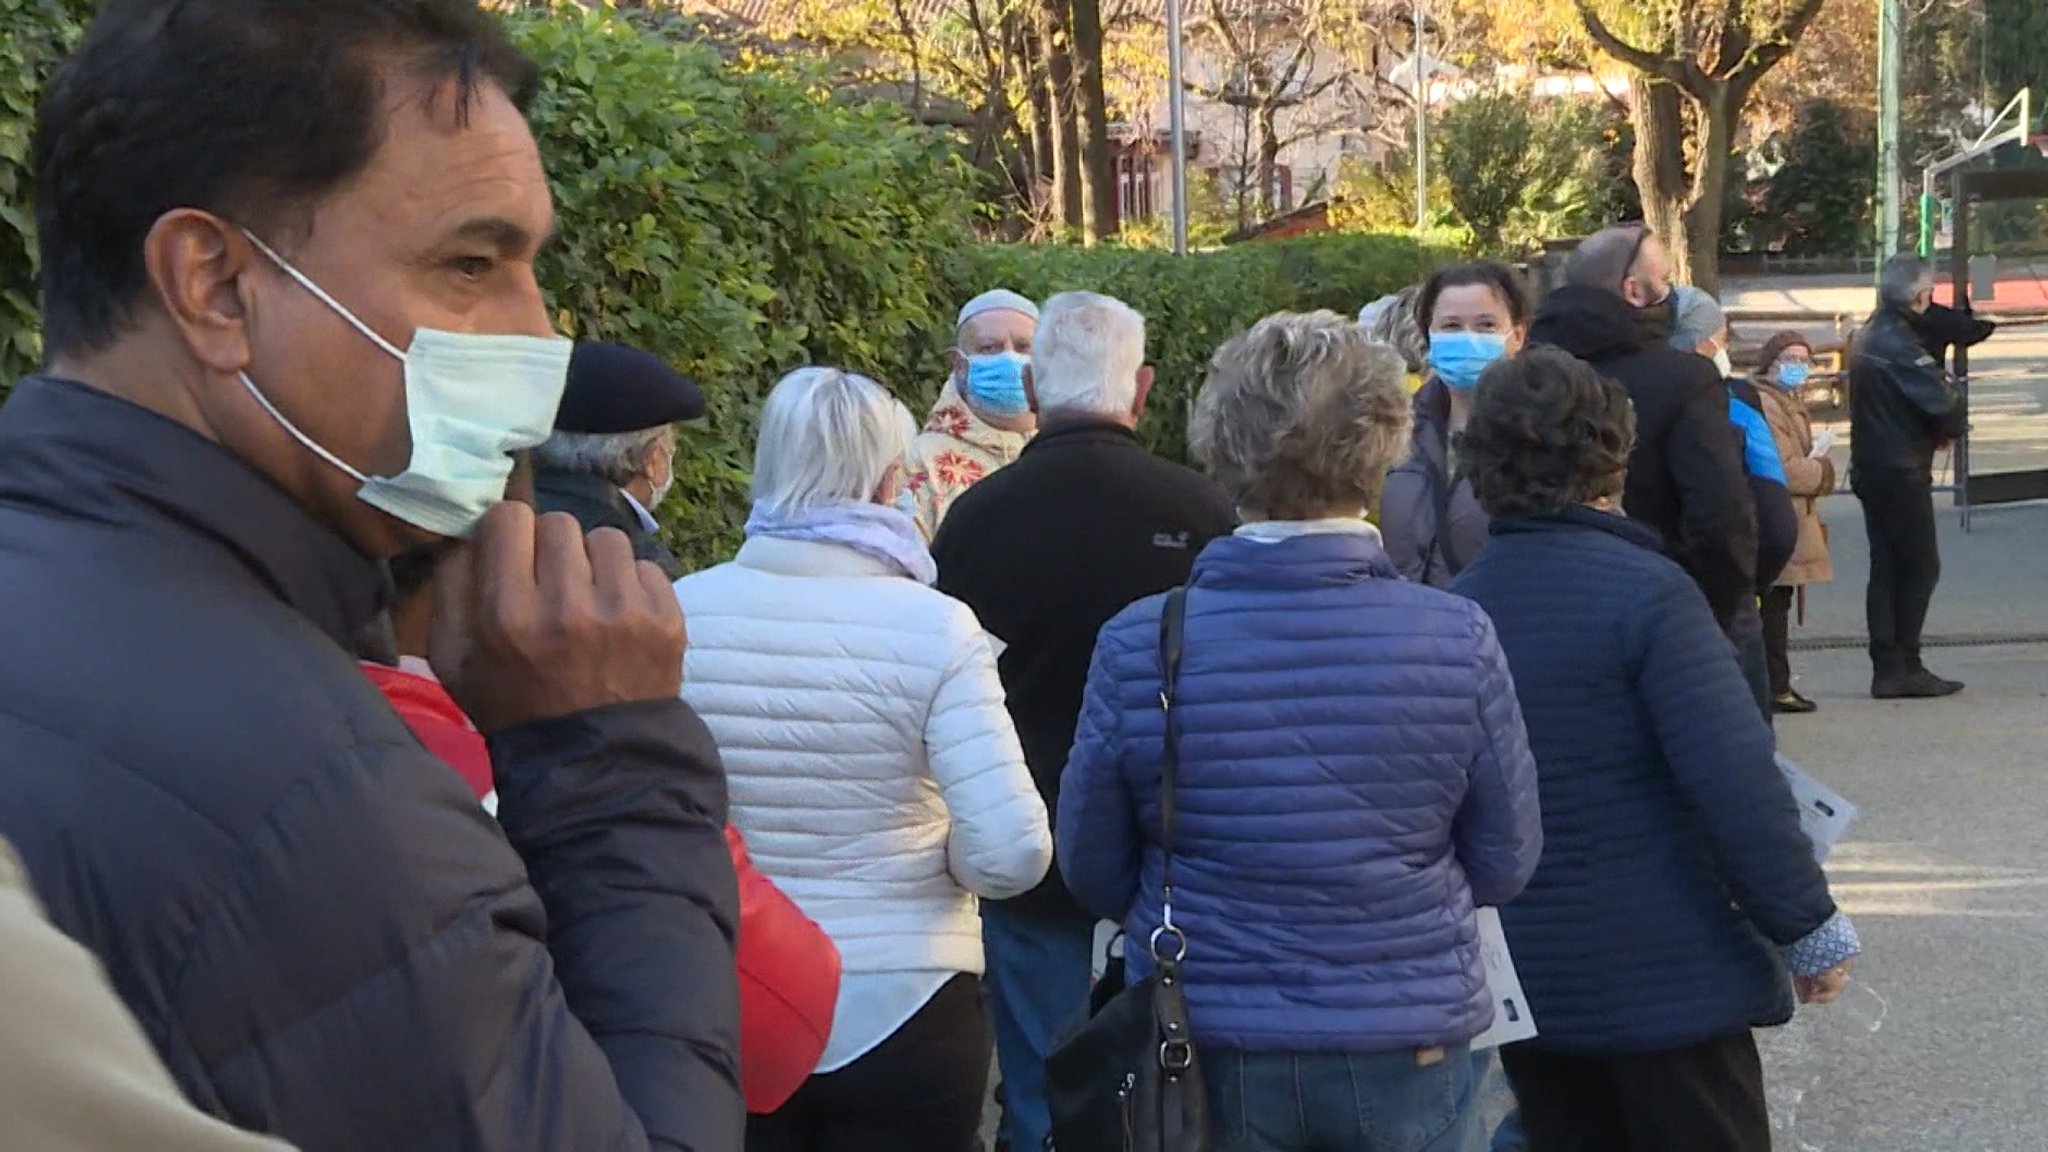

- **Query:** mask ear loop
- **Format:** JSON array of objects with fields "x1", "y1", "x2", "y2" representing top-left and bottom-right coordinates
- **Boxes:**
[
  {"x1": 239, "y1": 228, "x2": 407, "y2": 362},
  {"x1": 237, "y1": 373, "x2": 371, "y2": 483}
]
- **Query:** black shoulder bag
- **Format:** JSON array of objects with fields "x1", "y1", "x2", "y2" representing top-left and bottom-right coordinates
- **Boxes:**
[{"x1": 1045, "y1": 587, "x2": 1209, "y2": 1152}]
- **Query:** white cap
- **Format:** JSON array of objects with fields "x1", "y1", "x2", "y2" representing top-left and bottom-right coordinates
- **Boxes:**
[{"x1": 957, "y1": 289, "x2": 1040, "y2": 333}]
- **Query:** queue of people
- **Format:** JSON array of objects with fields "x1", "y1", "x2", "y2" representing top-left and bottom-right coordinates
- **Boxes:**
[{"x1": 0, "y1": 2, "x2": 1926, "y2": 1150}]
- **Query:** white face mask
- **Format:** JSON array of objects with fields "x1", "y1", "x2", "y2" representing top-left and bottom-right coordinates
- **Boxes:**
[
  {"x1": 647, "y1": 449, "x2": 676, "y2": 511},
  {"x1": 238, "y1": 230, "x2": 572, "y2": 538},
  {"x1": 1711, "y1": 346, "x2": 1734, "y2": 379}
]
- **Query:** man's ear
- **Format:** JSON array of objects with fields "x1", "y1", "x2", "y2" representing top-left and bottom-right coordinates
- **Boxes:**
[
  {"x1": 946, "y1": 348, "x2": 966, "y2": 380},
  {"x1": 1131, "y1": 365, "x2": 1156, "y2": 422},
  {"x1": 143, "y1": 208, "x2": 258, "y2": 376}
]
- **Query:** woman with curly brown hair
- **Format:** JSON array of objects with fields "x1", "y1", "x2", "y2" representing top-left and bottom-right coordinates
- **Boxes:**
[{"x1": 1450, "y1": 347, "x2": 1860, "y2": 1152}]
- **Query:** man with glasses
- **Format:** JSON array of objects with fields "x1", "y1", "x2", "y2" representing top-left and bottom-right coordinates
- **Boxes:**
[{"x1": 1524, "y1": 225, "x2": 1760, "y2": 637}]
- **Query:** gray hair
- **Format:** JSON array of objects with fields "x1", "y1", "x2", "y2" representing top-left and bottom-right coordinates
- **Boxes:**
[
  {"x1": 1879, "y1": 254, "x2": 1934, "y2": 310},
  {"x1": 1565, "y1": 226, "x2": 1644, "y2": 294},
  {"x1": 1361, "y1": 285, "x2": 1427, "y2": 375},
  {"x1": 532, "y1": 427, "x2": 673, "y2": 487},
  {"x1": 751, "y1": 367, "x2": 917, "y2": 516},
  {"x1": 1031, "y1": 292, "x2": 1148, "y2": 418},
  {"x1": 1191, "y1": 312, "x2": 1413, "y2": 519},
  {"x1": 1668, "y1": 284, "x2": 1726, "y2": 350}
]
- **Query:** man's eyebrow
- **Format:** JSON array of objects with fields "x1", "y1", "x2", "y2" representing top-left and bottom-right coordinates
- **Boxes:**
[{"x1": 446, "y1": 215, "x2": 557, "y2": 255}]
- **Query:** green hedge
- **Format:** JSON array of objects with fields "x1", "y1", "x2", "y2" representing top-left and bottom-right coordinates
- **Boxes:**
[
  {"x1": 0, "y1": 0, "x2": 87, "y2": 379},
  {"x1": 960, "y1": 233, "x2": 1456, "y2": 460}
]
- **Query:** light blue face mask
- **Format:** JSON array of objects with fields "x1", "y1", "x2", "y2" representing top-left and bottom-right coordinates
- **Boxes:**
[
  {"x1": 239, "y1": 230, "x2": 572, "y2": 538},
  {"x1": 962, "y1": 351, "x2": 1032, "y2": 416},
  {"x1": 1427, "y1": 331, "x2": 1510, "y2": 391},
  {"x1": 1777, "y1": 362, "x2": 1812, "y2": 389}
]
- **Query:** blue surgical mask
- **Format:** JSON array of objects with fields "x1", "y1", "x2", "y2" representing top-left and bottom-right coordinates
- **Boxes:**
[
  {"x1": 1778, "y1": 362, "x2": 1811, "y2": 389},
  {"x1": 239, "y1": 230, "x2": 572, "y2": 538},
  {"x1": 962, "y1": 352, "x2": 1032, "y2": 416},
  {"x1": 1427, "y1": 331, "x2": 1509, "y2": 391}
]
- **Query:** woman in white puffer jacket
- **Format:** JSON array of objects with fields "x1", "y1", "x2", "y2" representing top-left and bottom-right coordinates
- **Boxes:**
[{"x1": 675, "y1": 366, "x2": 1052, "y2": 1152}]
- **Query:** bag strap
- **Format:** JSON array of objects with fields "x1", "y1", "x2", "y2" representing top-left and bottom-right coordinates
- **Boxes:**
[
  {"x1": 1427, "y1": 432, "x2": 1465, "y2": 579},
  {"x1": 1151, "y1": 587, "x2": 1189, "y2": 967}
]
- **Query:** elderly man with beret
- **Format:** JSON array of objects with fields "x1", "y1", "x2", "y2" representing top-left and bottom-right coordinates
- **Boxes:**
[
  {"x1": 534, "y1": 341, "x2": 706, "y2": 578},
  {"x1": 902, "y1": 290, "x2": 1040, "y2": 542}
]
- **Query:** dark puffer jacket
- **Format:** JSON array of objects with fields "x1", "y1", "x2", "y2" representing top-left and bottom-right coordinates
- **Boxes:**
[
  {"x1": 0, "y1": 377, "x2": 742, "y2": 1151},
  {"x1": 1454, "y1": 509, "x2": 1837, "y2": 1054},
  {"x1": 1380, "y1": 378, "x2": 1490, "y2": 588},
  {"x1": 1527, "y1": 286, "x2": 1758, "y2": 628},
  {"x1": 1850, "y1": 305, "x2": 1969, "y2": 479}
]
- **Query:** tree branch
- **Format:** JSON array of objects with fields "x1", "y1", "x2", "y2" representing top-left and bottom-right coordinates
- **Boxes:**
[
  {"x1": 1728, "y1": 0, "x2": 1827, "y2": 86},
  {"x1": 1574, "y1": 0, "x2": 1708, "y2": 94}
]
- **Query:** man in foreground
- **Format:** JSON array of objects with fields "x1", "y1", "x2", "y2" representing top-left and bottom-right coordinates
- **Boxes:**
[
  {"x1": 933, "y1": 292, "x2": 1236, "y2": 1152},
  {"x1": 1849, "y1": 256, "x2": 1969, "y2": 699},
  {"x1": 0, "y1": 1, "x2": 740, "y2": 1147}
]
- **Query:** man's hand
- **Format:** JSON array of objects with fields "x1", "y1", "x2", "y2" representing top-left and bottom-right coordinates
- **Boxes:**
[
  {"x1": 1795, "y1": 962, "x2": 1852, "y2": 1005},
  {"x1": 430, "y1": 502, "x2": 686, "y2": 734}
]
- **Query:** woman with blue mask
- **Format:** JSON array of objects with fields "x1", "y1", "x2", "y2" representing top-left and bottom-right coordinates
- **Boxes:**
[
  {"x1": 1380, "y1": 261, "x2": 1532, "y2": 589},
  {"x1": 1753, "y1": 332, "x2": 1837, "y2": 715}
]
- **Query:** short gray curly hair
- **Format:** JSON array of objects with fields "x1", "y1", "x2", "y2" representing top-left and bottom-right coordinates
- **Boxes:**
[{"x1": 1191, "y1": 312, "x2": 1414, "y2": 519}]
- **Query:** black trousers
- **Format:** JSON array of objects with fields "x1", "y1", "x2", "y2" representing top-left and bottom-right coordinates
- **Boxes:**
[
  {"x1": 1762, "y1": 585, "x2": 1796, "y2": 697},
  {"x1": 746, "y1": 974, "x2": 990, "y2": 1152},
  {"x1": 1501, "y1": 1033, "x2": 1771, "y2": 1152},
  {"x1": 1855, "y1": 469, "x2": 1941, "y2": 677}
]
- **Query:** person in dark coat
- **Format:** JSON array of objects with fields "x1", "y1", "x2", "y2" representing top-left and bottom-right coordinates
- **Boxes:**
[
  {"x1": 0, "y1": 4, "x2": 741, "y2": 1149},
  {"x1": 1452, "y1": 348, "x2": 1860, "y2": 1152},
  {"x1": 1908, "y1": 299, "x2": 1996, "y2": 371},
  {"x1": 1380, "y1": 260, "x2": 1533, "y2": 587},
  {"x1": 1849, "y1": 256, "x2": 1971, "y2": 699},
  {"x1": 1527, "y1": 226, "x2": 1759, "y2": 634},
  {"x1": 932, "y1": 291, "x2": 1237, "y2": 1152},
  {"x1": 534, "y1": 341, "x2": 706, "y2": 579}
]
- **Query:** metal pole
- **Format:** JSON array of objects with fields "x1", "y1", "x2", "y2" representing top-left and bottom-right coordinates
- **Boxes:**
[
  {"x1": 1876, "y1": 0, "x2": 1902, "y2": 264},
  {"x1": 1166, "y1": 0, "x2": 1189, "y2": 256},
  {"x1": 1413, "y1": 0, "x2": 1427, "y2": 229}
]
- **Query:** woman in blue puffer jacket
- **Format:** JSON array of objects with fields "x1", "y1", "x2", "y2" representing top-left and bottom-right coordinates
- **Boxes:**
[
  {"x1": 1452, "y1": 347, "x2": 1859, "y2": 1152},
  {"x1": 1058, "y1": 312, "x2": 1544, "y2": 1152}
]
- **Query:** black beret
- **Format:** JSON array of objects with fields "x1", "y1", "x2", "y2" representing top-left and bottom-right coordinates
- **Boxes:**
[{"x1": 553, "y1": 342, "x2": 705, "y2": 434}]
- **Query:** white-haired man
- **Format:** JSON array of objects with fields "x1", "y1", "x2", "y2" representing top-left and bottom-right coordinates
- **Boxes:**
[
  {"x1": 902, "y1": 290, "x2": 1041, "y2": 542},
  {"x1": 933, "y1": 291, "x2": 1236, "y2": 1152}
]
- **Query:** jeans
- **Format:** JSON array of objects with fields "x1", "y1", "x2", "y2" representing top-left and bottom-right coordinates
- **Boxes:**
[
  {"x1": 1855, "y1": 469, "x2": 1941, "y2": 678},
  {"x1": 981, "y1": 905, "x2": 1096, "y2": 1152},
  {"x1": 1473, "y1": 1050, "x2": 1527, "y2": 1152},
  {"x1": 747, "y1": 974, "x2": 989, "y2": 1152},
  {"x1": 1209, "y1": 1045, "x2": 1483, "y2": 1152}
]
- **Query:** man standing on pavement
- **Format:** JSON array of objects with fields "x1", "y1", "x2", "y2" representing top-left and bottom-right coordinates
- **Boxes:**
[
  {"x1": 903, "y1": 290, "x2": 1039, "y2": 542},
  {"x1": 0, "y1": 2, "x2": 740, "y2": 1148},
  {"x1": 534, "y1": 341, "x2": 705, "y2": 579},
  {"x1": 1850, "y1": 256, "x2": 1969, "y2": 699},
  {"x1": 1528, "y1": 225, "x2": 1760, "y2": 633},
  {"x1": 933, "y1": 292, "x2": 1237, "y2": 1152}
]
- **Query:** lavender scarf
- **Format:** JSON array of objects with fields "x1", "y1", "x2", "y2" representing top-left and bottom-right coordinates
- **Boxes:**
[{"x1": 743, "y1": 499, "x2": 938, "y2": 585}]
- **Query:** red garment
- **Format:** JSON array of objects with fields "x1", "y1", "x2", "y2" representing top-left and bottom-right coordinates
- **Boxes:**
[{"x1": 360, "y1": 662, "x2": 840, "y2": 1113}]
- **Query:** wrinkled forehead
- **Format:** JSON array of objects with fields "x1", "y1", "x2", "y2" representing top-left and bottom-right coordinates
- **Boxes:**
[{"x1": 958, "y1": 309, "x2": 1035, "y2": 352}]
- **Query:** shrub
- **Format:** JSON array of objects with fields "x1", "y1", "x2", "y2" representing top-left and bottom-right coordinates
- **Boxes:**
[
  {"x1": 0, "y1": 0, "x2": 87, "y2": 382},
  {"x1": 510, "y1": 6, "x2": 977, "y2": 569},
  {"x1": 960, "y1": 232, "x2": 1457, "y2": 461}
]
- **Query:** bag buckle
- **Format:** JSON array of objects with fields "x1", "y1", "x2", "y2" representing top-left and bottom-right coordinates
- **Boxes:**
[
  {"x1": 1148, "y1": 924, "x2": 1188, "y2": 964},
  {"x1": 1159, "y1": 1037, "x2": 1195, "y2": 1073}
]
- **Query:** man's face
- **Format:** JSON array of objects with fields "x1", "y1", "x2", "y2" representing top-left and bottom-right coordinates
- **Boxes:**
[
  {"x1": 952, "y1": 310, "x2": 1036, "y2": 378},
  {"x1": 223, "y1": 72, "x2": 555, "y2": 557},
  {"x1": 1622, "y1": 235, "x2": 1672, "y2": 310}
]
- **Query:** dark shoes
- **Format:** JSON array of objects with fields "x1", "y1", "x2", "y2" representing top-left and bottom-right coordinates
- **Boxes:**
[
  {"x1": 1872, "y1": 670, "x2": 1965, "y2": 699},
  {"x1": 1773, "y1": 690, "x2": 1819, "y2": 714}
]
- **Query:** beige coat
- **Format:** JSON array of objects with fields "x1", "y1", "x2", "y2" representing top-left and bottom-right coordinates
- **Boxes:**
[
  {"x1": 902, "y1": 382, "x2": 1031, "y2": 543},
  {"x1": 0, "y1": 841, "x2": 295, "y2": 1152},
  {"x1": 1756, "y1": 383, "x2": 1835, "y2": 587}
]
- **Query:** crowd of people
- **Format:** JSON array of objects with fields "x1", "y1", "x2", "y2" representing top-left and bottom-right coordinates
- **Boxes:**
[{"x1": 0, "y1": 2, "x2": 1986, "y2": 1152}]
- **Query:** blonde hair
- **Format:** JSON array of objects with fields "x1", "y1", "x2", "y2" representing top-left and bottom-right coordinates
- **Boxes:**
[
  {"x1": 1191, "y1": 312, "x2": 1413, "y2": 519},
  {"x1": 751, "y1": 367, "x2": 916, "y2": 515}
]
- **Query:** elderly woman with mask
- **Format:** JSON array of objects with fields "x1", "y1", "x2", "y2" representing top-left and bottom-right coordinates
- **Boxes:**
[
  {"x1": 1452, "y1": 347, "x2": 1859, "y2": 1152},
  {"x1": 675, "y1": 367, "x2": 1052, "y2": 1152},
  {"x1": 1058, "y1": 312, "x2": 1542, "y2": 1152},
  {"x1": 1752, "y1": 332, "x2": 1837, "y2": 713},
  {"x1": 1380, "y1": 261, "x2": 1534, "y2": 587}
]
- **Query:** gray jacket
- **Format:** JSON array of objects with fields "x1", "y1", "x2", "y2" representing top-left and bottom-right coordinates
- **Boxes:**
[{"x1": 1381, "y1": 379, "x2": 1491, "y2": 588}]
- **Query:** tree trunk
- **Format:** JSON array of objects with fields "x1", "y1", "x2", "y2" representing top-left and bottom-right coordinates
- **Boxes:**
[
  {"x1": 1068, "y1": 0, "x2": 1118, "y2": 239},
  {"x1": 1680, "y1": 82, "x2": 1739, "y2": 297},
  {"x1": 1629, "y1": 76, "x2": 1695, "y2": 287},
  {"x1": 1042, "y1": 3, "x2": 1084, "y2": 231},
  {"x1": 1256, "y1": 105, "x2": 1282, "y2": 218}
]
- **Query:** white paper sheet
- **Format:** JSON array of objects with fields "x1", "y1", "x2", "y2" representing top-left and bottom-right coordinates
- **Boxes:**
[
  {"x1": 1470, "y1": 907, "x2": 1538, "y2": 1050},
  {"x1": 1776, "y1": 753, "x2": 1859, "y2": 863}
]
